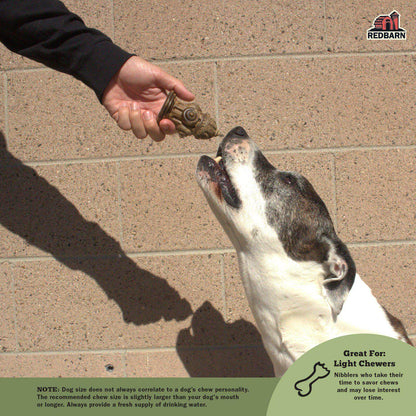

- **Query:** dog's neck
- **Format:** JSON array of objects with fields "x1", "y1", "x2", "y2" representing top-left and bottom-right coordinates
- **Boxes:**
[
  {"x1": 237, "y1": 250, "x2": 334, "y2": 357},
  {"x1": 237, "y1": 248, "x2": 327, "y2": 304},
  {"x1": 236, "y1": 249, "x2": 401, "y2": 365}
]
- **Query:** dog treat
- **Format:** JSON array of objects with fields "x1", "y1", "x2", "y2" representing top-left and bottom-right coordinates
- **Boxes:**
[{"x1": 157, "y1": 91, "x2": 219, "y2": 140}]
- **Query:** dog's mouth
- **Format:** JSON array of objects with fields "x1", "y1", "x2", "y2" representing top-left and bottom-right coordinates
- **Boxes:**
[{"x1": 196, "y1": 152, "x2": 241, "y2": 209}]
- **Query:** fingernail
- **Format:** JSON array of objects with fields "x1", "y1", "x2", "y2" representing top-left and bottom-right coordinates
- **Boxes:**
[
  {"x1": 159, "y1": 122, "x2": 173, "y2": 134},
  {"x1": 143, "y1": 111, "x2": 153, "y2": 121},
  {"x1": 131, "y1": 102, "x2": 139, "y2": 111}
]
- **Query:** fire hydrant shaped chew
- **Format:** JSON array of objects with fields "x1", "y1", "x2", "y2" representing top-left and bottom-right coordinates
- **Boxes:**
[
  {"x1": 157, "y1": 91, "x2": 219, "y2": 140},
  {"x1": 294, "y1": 362, "x2": 330, "y2": 397}
]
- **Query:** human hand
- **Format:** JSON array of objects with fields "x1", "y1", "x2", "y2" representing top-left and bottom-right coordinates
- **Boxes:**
[{"x1": 102, "y1": 56, "x2": 195, "y2": 141}]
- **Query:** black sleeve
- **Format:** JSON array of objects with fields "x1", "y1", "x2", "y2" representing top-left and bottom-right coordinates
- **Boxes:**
[{"x1": 0, "y1": 0, "x2": 133, "y2": 101}]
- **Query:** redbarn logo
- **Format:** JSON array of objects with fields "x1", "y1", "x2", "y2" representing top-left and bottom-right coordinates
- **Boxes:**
[{"x1": 367, "y1": 10, "x2": 406, "y2": 40}]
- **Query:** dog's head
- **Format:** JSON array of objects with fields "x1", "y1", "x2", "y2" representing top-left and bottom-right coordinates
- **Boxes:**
[{"x1": 196, "y1": 127, "x2": 355, "y2": 315}]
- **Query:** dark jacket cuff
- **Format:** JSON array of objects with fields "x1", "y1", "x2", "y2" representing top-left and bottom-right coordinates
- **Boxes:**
[{"x1": 73, "y1": 40, "x2": 134, "y2": 102}]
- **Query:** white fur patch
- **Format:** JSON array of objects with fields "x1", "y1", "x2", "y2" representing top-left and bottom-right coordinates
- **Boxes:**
[{"x1": 336, "y1": 274, "x2": 399, "y2": 338}]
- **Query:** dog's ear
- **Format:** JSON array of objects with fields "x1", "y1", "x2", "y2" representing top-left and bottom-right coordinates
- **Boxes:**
[{"x1": 322, "y1": 249, "x2": 355, "y2": 316}]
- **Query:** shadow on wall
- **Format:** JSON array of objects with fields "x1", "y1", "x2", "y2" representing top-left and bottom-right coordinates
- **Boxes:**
[
  {"x1": 177, "y1": 301, "x2": 274, "y2": 377},
  {"x1": 0, "y1": 131, "x2": 273, "y2": 377},
  {"x1": 0, "y1": 131, "x2": 191, "y2": 326}
]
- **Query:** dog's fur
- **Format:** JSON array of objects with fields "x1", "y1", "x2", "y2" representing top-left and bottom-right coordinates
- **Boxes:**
[{"x1": 196, "y1": 127, "x2": 412, "y2": 376}]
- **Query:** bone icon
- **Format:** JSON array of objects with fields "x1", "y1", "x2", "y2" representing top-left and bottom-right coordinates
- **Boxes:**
[{"x1": 294, "y1": 362, "x2": 330, "y2": 397}]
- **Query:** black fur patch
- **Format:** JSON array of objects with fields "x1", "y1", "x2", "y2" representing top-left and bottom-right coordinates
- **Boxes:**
[{"x1": 254, "y1": 149, "x2": 356, "y2": 308}]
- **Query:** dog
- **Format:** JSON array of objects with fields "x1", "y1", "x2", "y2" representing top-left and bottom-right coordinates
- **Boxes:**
[{"x1": 196, "y1": 126, "x2": 412, "y2": 376}]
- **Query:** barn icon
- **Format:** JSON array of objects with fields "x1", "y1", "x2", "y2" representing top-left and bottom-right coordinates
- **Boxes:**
[{"x1": 367, "y1": 10, "x2": 406, "y2": 40}]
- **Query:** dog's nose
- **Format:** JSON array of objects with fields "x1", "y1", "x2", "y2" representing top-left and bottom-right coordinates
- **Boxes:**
[
  {"x1": 224, "y1": 126, "x2": 248, "y2": 139},
  {"x1": 220, "y1": 127, "x2": 251, "y2": 163}
]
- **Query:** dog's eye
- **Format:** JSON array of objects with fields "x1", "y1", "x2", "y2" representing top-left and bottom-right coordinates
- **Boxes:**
[{"x1": 281, "y1": 173, "x2": 296, "y2": 186}]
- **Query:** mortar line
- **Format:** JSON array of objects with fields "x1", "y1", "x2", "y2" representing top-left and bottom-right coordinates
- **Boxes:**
[
  {"x1": 5, "y1": 49, "x2": 416, "y2": 78},
  {"x1": 130, "y1": 344, "x2": 265, "y2": 353},
  {"x1": 2, "y1": 72, "x2": 9, "y2": 142},
  {"x1": 2, "y1": 343, "x2": 266, "y2": 357},
  {"x1": 213, "y1": 61, "x2": 220, "y2": 132},
  {"x1": 145, "y1": 352, "x2": 150, "y2": 376},
  {"x1": 128, "y1": 247, "x2": 235, "y2": 257},
  {"x1": 2, "y1": 240, "x2": 416, "y2": 264},
  {"x1": 2, "y1": 348, "x2": 128, "y2": 357},
  {"x1": 152, "y1": 49, "x2": 416, "y2": 66},
  {"x1": 4, "y1": 66, "x2": 50, "y2": 75},
  {"x1": 9, "y1": 264, "x2": 20, "y2": 354},
  {"x1": 331, "y1": 153, "x2": 338, "y2": 232},
  {"x1": 116, "y1": 161, "x2": 124, "y2": 247},
  {"x1": 17, "y1": 143, "x2": 416, "y2": 167},
  {"x1": 0, "y1": 247, "x2": 235, "y2": 263},
  {"x1": 121, "y1": 350, "x2": 127, "y2": 378},
  {"x1": 323, "y1": 0, "x2": 328, "y2": 51},
  {"x1": 109, "y1": 0, "x2": 116, "y2": 40},
  {"x1": 127, "y1": 247, "x2": 235, "y2": 257},
  {"x1": 3, "y1": 336, "x2": 414, "y2": 359},
  {"x1": 347, "y1": 240, "x2": 416, "y2": 248},
  {"x1": 220, "y1": 254, "x2": 227, "y2": 322}
]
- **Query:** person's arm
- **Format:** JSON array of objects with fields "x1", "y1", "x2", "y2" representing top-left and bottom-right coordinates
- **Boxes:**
[
  {"x1": 0, "y1": 0, "x2": 194, "y2": 141},
  {"x1": 0, "y1": 0, "x2": 132, "y2": 101}
]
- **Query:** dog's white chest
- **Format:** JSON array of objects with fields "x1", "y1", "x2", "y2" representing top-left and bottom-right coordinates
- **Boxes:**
[{"x1": 237, "y1": 252, "x2": 333, "y2": 375}]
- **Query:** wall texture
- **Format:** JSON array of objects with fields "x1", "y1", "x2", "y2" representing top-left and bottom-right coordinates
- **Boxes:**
[{"x1": 0, "y1": 0, "x2": 415, "y2": 377}]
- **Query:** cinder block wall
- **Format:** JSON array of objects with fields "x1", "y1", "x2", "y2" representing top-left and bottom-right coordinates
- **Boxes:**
[{"x1": 0, "y1": 1, "x2": 415, "y2": 377}]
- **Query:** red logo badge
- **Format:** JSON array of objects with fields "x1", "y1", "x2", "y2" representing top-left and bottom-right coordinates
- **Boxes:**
[{"x1": 367, "y1": 10, "x2": 406, "y2": 40}]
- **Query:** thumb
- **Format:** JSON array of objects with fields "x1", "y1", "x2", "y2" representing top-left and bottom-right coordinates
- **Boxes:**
[
  {"x1": 156, "y1": 70, "x2": 195, "y2": 102},
  {"x1": 172, "y1": 81, "x2": 195, "y2": 102}
]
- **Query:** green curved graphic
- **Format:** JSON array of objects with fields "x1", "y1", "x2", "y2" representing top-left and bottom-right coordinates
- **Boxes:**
[{"x1": 267, "y1": 334, "x2": 415, "y2": 416}]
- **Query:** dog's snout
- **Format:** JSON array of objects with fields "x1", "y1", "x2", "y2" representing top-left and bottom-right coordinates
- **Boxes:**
[{"x1": 220, "y1": 127, "x2": 252, "y2": 164}]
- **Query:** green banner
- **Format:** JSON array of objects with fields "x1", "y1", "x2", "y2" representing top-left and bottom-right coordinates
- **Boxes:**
[
  {"x1": 1, "y1": 335, "x2": 415, "y2": 415},
  {"x1": 0, "y1": 377, "x2": 278, "y2": 415}
]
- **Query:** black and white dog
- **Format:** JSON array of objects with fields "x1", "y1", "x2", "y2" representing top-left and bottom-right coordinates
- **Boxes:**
[{"x1": 196, "y1": 126, "x2": 412, "y2": 377}]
